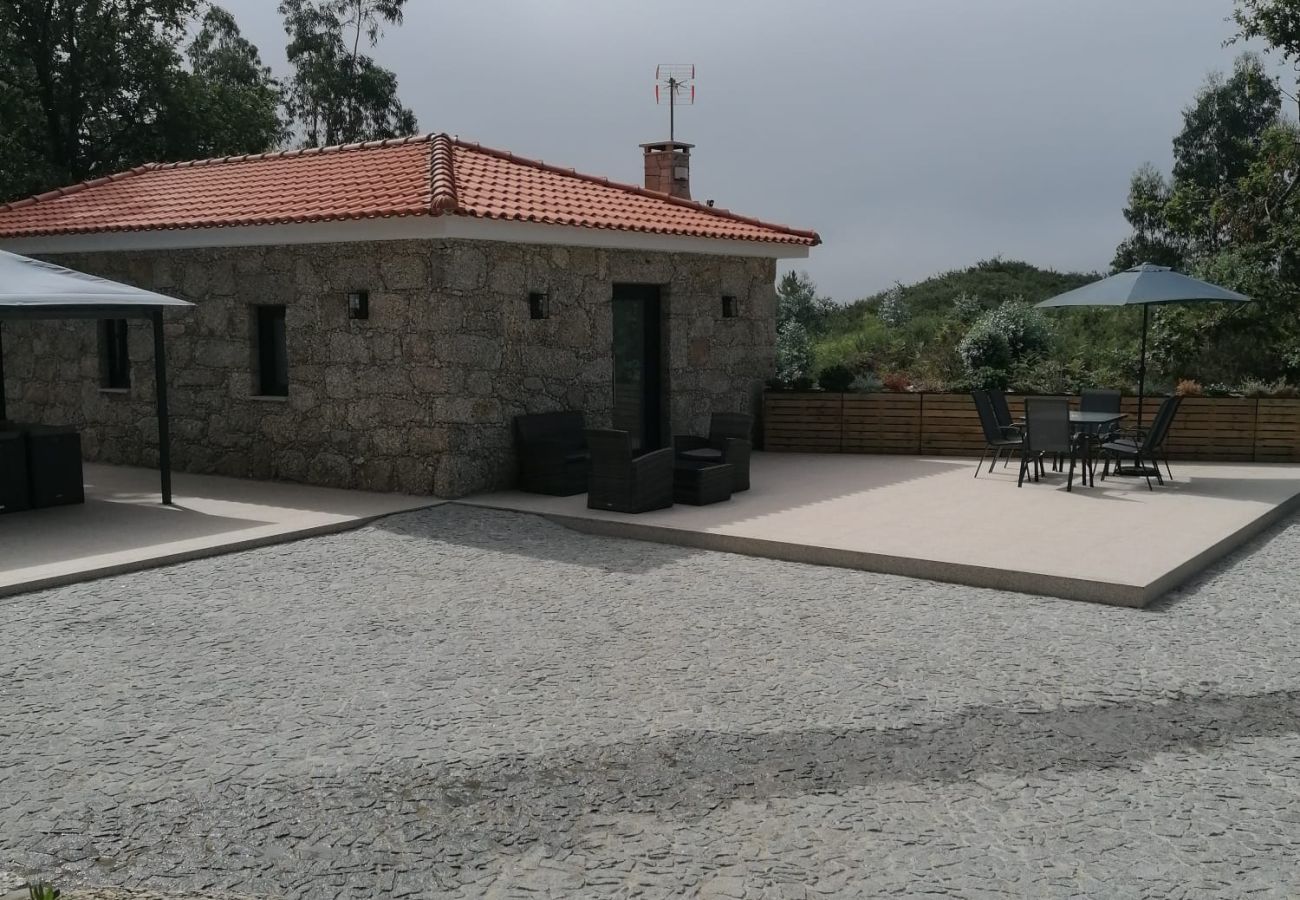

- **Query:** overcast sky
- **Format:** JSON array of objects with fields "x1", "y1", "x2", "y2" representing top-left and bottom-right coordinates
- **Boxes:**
[{"x1": 222, "y1": 0, "x2": 1279, "y2": 302}]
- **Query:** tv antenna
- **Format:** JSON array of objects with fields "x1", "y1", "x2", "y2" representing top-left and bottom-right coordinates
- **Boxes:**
[{"x1": 655, "y1": 64, "x2": 695, "y2": 142}]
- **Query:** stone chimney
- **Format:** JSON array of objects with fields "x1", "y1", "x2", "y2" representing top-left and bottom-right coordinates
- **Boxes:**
[{"x1": 641, "y1": 140, "x2": 693, "y2": 200}]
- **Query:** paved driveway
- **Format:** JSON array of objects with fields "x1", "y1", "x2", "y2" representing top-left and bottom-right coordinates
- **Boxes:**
[{"x1": 3, "y1": 505, "x2": 1300, "y2": 899}]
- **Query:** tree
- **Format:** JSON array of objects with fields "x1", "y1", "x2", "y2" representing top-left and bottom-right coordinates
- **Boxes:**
[
  {"x1": 775, "y1": 321, "x2": 815, "y2": 386},
  {"x1": 0, "y1": 1, "x2": 284, "y2": 202},
  {"x1": 776, "y1": 271, "x2": 835, "y2": 335},
  {"x1": 1112, "y1": 164, "x2": 1185, "y2": 270},
  {"x1": 876, "y1": 283, "x2": 909, "y2": 327},
  {"x1": 1233, "y1": 0, "x2": 1300, "y2": 67},
  {"x1": 171, "y1": 5, "x2": 287, "y2": 159},
  {"x1": 280, "y1": 0, "x2": 418, "y2": 147},
  {"x1": 1112, "y1": 53, "x2": 1300, "y2": 385},
  {"x1": 0, "y1": 0, "x2": 198, "y2": 197},
  {"x1": 1165, "y1": 55, "x2": 1281, "y2": 255}
]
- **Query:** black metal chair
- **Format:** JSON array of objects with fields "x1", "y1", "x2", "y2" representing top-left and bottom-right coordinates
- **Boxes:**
[
  {"x1": 988, "y1": 391, "x2": 1021, "y2": 439},
  {"x1": 1075, "y1": 388, "x2": 1123, "y2": 481},
  {"x1": 514, "y1": 411, "x2": 590, "y2": 495},
  {"x1": 972, "y1": 391, "x2": 1027, "y2": 478},
  {"x1": 673, "y1": 413, "x2": 753, "y2": 492},
  {"x1": 1080, "y1": 389, "x2": 1122, "y2": 437},
  {"x1": 1020, "y1": 398, "x2": 1082, "y2": 491},
  {"x1": 1101, "y1": 396, "x2": 1181, "y2": 490},
  {"x1": 585, "y1": 429, "x2": 675, "y2": 513}
]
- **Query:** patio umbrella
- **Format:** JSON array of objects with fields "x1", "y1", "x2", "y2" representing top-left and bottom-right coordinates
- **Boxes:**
[{"x1": 1035, "y1": 263, "x2": 1250, "y2": 426}]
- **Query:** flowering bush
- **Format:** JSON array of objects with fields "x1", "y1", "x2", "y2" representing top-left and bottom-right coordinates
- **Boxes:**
[
  {"x1": 775, "y1": 321, "x2": 815, "y2": 386},
  {"x1": 880, "y1": 371, "x2": 911, "y2": 392},
  {"x1": 957, "y1": 301, "x2": 1053, "y2": 387}
]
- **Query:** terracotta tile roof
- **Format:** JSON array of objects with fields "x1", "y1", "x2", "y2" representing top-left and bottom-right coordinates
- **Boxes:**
[{"x1": 0, "y1": 133, "x2": 820, "y2": 246}]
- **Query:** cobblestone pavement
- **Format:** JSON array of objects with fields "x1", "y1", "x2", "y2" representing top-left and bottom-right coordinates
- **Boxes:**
[{"x1": 4, "y1": 504, "x2": 1300, "y2": 899}]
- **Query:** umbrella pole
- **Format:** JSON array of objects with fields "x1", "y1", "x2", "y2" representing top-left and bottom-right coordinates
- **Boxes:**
[{"x1": 1137, "y1": 304, "x2": 1149, "y2": 429}]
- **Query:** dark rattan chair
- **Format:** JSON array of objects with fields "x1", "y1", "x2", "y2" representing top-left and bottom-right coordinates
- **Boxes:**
[
  {"x1": 673, "y1": 412, "x2": 753, "y2": 492},
  {"x1": 514, "y1": 411, "x2": 590, "y2": 496},
  {"x1": 1101, "y1": 396, "x2": 1181, "y2": 490},
  {"x1": 1020, "y1": 398, "x2": 1082, "y2": 491},
  {"x1": 586, "y1": 429, "x2": 675, "y2": 513},
  {"x1": 972, "y1": 390, "x2": 1026, "y2": 478}
]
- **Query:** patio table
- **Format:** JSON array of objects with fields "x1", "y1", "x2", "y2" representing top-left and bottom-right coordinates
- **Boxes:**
[{"x1": 1070, "y1": 411, "x2": 1125, "y2": 487}]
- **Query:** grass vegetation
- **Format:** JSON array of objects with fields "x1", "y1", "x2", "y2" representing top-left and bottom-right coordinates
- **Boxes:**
[{"x1": 797, "y1": 258, "x2": 1158, "y2": 394}]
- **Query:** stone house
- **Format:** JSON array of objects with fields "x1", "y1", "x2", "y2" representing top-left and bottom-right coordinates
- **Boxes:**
[{"x1": 0, "y1": 134, "x2": 818, "y2": 497}]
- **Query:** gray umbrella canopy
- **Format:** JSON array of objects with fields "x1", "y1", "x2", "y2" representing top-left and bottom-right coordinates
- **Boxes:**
[
  {"x1": 1035, "y1": 263, "x2": 1250, "y2": 426},
  {"x1": 1037, "y1": 263, "x2": 1249, "y2": 308}
]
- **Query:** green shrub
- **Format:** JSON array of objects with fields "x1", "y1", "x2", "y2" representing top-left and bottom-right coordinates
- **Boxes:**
[
  {"x1": 817, "y1": 364, "x2": 855, "y2": 392},
  {"x1": 28, "y1": 883, "x2": 60, "y2": 900},
  {"x1": 957, "y1": 301, "x2": 1053, "y2": 385},
  {"x1": 1239, "y1": 378, "x2": 1300, "y2": 398},
  {"x1": 848, "y1": 373, "x2": 882, "y2": 393}
]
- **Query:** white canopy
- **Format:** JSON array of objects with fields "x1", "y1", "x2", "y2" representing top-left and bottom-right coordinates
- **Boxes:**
[
  {"x1": 0, "y1": 249, "x2": 191, "y2": 313},
  {"x1": 0, "y1": 249, "x2": 190, "y2": 504}
]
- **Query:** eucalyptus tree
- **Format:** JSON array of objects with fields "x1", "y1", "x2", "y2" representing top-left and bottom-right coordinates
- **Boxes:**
[{"x1": 279, "y1": 0, "x2": 417, "y2": 147}]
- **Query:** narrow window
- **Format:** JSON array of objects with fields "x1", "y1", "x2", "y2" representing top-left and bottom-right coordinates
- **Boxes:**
[
  {"x1": 528, "y1": 291, "x2": 549, "y2": 320},
  {"x1": 99, "y1": 319, "x2": 130, "y2": 389},
  {"x1": 721, "y1": 295, "x2": 738, "y2": 318},
  {"x1": 255, "y1": 305, "x2": 288, "y2": 396}
]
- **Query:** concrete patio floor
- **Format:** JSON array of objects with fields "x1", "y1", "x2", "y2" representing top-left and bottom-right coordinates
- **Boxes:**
[
  {"x1": 0, "y1": 463, "x2": 437, "y2": 598},
  {"x1": 464, "y1": 452, "x2": 1300, "y2": 606}
]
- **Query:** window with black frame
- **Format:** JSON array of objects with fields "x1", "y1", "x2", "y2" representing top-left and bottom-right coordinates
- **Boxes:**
[
  {"x1": 254, "y1": 305, "x2": 288, "y2": 396},
  {"x1": 98, "y1": 319, "x2": 130, "y2": 389}
]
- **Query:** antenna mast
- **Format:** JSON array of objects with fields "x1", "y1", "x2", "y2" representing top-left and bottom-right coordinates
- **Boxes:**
[{"x1": 655, "y1": 64, "x2": 695, "y2": 142}]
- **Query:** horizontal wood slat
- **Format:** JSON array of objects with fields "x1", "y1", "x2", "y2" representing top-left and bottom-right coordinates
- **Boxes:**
[
  {"x1": 763, "y1": 393, "x2": 842, "y2": 452},
  {"x1": 763, "y1": 392, "x2": 1300, "y2": 462},
  {"x1": 1256, "y1": 399, "x2": 1300, "y2": 462}
]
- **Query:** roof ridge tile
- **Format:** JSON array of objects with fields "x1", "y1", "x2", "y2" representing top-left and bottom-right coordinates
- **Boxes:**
[{"x1": 429, "y1": 133, "x2": 458, "y2": 213}]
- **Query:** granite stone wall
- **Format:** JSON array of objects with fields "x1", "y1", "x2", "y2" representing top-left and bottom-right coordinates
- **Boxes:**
[{"x1": 1, "y1": 238, "x2": 777, "y2": 497}]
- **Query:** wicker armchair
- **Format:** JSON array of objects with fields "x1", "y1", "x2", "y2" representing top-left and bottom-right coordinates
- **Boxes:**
[
  {"x1": 673, "y1": 412, "x2": 753, "y2": 492},
  {"x1": 514, "y1": 411, "x2": 590, "y2": 495},
  {"x1": 585, "y1": 429, "x2": 675, "y2": 513}
]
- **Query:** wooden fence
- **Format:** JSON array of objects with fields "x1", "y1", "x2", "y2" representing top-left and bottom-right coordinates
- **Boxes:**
[{"x1": 763, "y1": 392, "x2": 1300, "y2": 462}]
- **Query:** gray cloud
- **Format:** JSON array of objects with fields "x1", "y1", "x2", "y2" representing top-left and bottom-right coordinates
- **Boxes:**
[{"x1": 220, "y1": 0, "x2": 1274, "y2": 300}]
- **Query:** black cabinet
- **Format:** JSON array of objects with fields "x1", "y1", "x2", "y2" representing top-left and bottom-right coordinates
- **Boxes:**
[
  {"x1": 0, "y1": 429, "x2": 29, "y2": 514},
  {"x1": 25, "y1": 426, "x2": 84, "y2": 508}
]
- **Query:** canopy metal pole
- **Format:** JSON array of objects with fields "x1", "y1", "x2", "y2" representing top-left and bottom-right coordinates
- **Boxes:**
[
  {"x1": 0, "y1": 321, "x2": 6, "y2": 422},
  {"x1": 151, "y1": 310, "x2": 172, "y2": 505},
  {"x1": 1137, "y1": 304, "x2": 1149, "y2": 430}
]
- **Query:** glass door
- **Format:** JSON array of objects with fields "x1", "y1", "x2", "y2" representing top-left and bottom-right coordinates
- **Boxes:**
[{"x1": 611, "y1": 284, "x2": 663, "y2": 451}]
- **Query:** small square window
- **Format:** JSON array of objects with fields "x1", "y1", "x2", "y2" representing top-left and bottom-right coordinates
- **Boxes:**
[
  {"x1": 98, "y1": 319, "x2": 130, "y2": 389},
  {"x1": 254, "y1": 305, "x2": 288, "y2": 396},
  {"x1": 721, "y1": 295, "x2": 738, "y2": 318},
  {"x1": 528, "y1": 291, "x2": 549, "y2": 320}
]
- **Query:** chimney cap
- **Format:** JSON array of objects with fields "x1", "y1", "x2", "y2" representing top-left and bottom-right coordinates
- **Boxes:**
[{"x1": 640, "y1": 140, "x2": 694, "y2": 152}]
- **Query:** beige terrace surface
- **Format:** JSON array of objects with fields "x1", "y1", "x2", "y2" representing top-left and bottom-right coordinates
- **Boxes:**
[
  {"x1": 464, "y1": 451, "x2": 1300, "y2": 606},
  {"x1": 0, "y1": 464, "x2": 437, "y2": 598}
]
